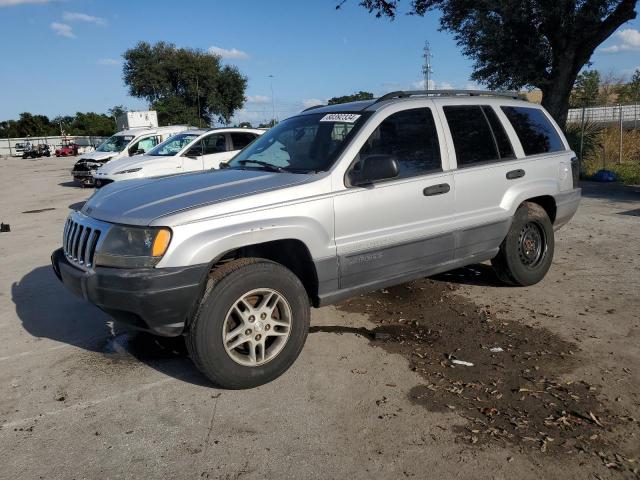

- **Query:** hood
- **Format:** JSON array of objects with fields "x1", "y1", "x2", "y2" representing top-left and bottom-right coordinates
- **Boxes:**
[
  {"x1": 82, "y1": 169, "x2": 312, "y2": 226},
  {"x1": 96, "y1": 154, "x2": 156, "y2": 175},
  {"x1": 77, "y1": 150, "x2": 121, "y2": 162}
]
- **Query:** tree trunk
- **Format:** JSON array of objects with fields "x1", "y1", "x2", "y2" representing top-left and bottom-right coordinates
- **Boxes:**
[{"x1": 540, "y1": 59, "x2": 582, "y2": 128}]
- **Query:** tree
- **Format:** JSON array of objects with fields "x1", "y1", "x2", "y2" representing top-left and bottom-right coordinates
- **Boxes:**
[
  {"x1": 122, "y1": 41, "x2": 247, "y2": 126},
  {"x1": 328, "y1": 91, "x2": 374, "y2": 105},
  {"x1": 570, "y1": 70, "x2": 601, "y2": 108},
  {"x1": 618, "y1": 69, "x2": 640, "y2": 103},
  {"x1": 343, "y1": 0, "x2": 637, "y2": 125},
  {"x1": 108, "y1": 105, "x2": 128, "y2": 119},
  {"x1": 71, "y1": 112, "x2": 117, "y2": 136},
  {"x1": 238, "y1": 121, "x2": 253, "y2": 128}
]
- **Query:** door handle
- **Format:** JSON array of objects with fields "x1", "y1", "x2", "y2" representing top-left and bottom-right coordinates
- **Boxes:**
[
  {"x1": 423, "y1": 183, "x2": 450, "y2": 196},
  {"x1": 506, "y1": 169, "x2": 525, "y2": 180}
]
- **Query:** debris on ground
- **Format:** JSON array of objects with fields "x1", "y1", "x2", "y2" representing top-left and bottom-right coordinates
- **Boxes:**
[
  {"x1": 0, "y1": 222, "x2": 10, "y2": 232},
  {"x1": 337, "y1": 276, "x2": 638, "y2": 473}
]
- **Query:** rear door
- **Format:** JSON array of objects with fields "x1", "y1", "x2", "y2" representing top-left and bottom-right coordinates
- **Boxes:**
[
  {"x1": 333, "y1": 105, "x2": 455, "y2": 289},
  {"x1": 440, "y1": 104, "x2": 520, "y2": 259}
]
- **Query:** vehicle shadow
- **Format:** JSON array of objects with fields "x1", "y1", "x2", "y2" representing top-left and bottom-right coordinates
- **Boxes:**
[
  {"x1": 580, "y1": 181, "x2": 640, "y2": 203},
  {"x1": 58, "y1": 181, "x2": 81, "y2": 188},
  {"x1": 68, "y1": 201, "x2": 85, "y2": 211},
  {"x1": 12, "y1": 265, "x2": 210, "y2": 387},
  {"x1": 432, "y1": 263, "x2": 504, "y2": 287}
]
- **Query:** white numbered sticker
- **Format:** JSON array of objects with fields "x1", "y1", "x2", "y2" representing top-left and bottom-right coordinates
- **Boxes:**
[{"x1": 319, "y1": 113, "x2": 361, "y2": 123}]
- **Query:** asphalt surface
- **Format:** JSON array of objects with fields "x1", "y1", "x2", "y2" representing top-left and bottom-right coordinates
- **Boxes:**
[{"x1": 0, "y1": 156, "x2": 639, "y2": 479}]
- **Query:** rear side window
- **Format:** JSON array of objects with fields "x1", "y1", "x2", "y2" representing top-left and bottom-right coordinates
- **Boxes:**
[
  {"x1": 501, "y1": 106, "x2": 565, "y2": 155},
  {"x1": 230, "y1": 132, "x2": 258, "y2": 150},
  {"x1": 443, "y1": 105, "x2": 514, "y2": 167},
  {"x1": 357, "y1": 107, "x2": 441, "y2": 179}
]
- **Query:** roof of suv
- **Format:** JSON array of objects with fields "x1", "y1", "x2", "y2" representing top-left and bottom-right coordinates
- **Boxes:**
[{"x1": 300, "y1": 90, "x2": 530, "y2": 116}]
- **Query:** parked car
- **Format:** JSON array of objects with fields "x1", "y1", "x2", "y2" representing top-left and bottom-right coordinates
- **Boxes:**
[
  {"x1": 92, "y1": 128, "x2": 264, "y2": 187},
  {"x1": 71, "y1": 125, "x2": 189, "y2": 187},
  {"x1": 55, "y1": 142, "x2": 79, "y2": 157},
  {"x1": 22, "y1": 144, "x2": 51, "y2": 158},
  {"x1": 52, "y1": 90, "x2": 581, "y2": 389},
  {"x1": 13, "y1": 142, "x2": 31, "y2": 157}
]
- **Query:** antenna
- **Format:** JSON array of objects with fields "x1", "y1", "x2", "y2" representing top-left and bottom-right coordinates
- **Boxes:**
[{"x1": 422, "y1": 41, "x2": 433, "y2": 89}]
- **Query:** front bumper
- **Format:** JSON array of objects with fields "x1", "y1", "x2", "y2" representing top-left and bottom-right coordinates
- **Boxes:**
[
  {"x1": 553, "y1": 188, "x2": 581, "y2": 229},
  {"x1": 72, "y1": 170, "x2": 96, "y2": 186},
  {"x1": 51, "y1": 248, "x2": 208, "y2": 336}
]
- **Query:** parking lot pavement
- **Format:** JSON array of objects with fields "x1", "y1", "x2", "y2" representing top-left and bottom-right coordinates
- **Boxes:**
[{"x1": 1, "y1": 156, "x2": 639, "y2": 479}]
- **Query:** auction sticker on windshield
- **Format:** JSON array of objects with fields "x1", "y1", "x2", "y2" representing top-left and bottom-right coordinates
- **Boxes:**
[{"x1": 320, "y1": 113, "x2": 361, "y2": 123}]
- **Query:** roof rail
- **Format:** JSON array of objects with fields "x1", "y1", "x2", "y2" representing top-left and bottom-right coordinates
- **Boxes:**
[
  {"x1": 375, "y1": 89, "x2": 523, "y2": 103},
  {"x1": 302, "y1": 104, "x2": 326, "y2": 112}
]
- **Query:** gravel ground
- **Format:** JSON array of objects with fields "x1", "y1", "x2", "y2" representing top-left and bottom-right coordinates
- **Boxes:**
[{"x1": 0, "y1": 155, "x2": 639, "y2": 479}]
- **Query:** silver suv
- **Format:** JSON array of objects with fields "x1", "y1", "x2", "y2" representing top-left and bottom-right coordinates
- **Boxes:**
[{"x1": 51, "y1": 90, "x2": 581, "y2": 388}]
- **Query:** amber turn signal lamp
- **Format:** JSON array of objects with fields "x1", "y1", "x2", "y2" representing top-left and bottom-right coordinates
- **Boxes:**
[{"x1": 152, "y1": 228, "x2": 172, "y2": 257}]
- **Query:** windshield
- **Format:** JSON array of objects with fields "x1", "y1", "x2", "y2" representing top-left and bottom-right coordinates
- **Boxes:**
[
  {"x1": 227, "y1": 112, "x2": 369, "y2": 173},
  {"x1": 96, "y1": 134, "x2": 134, "y2": 153},
  {"x1": 147, "y1": 133, "x2": 200, "y2": 156}
]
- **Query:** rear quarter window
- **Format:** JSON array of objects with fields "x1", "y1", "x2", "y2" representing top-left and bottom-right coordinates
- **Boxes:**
[{"x1": 501, "y1": 106, "x2": 565, "y2": 156}]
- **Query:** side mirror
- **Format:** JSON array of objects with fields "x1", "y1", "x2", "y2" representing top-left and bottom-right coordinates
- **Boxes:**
[{"x1": 350, "y1": 154, "x2": 399, "y2": 186}]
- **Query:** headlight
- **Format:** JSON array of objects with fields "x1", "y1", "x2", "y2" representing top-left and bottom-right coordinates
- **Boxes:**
[
  {"x1": 94, "y1": 226, "x2": 172, "y2": 268},
  {"x1": 114, "y1": 167, "x2": 142, "y2": 175}
]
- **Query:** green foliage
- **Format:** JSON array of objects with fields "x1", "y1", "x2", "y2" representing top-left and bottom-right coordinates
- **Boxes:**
[
  {"x1": 122, "y1": 41, "x2": 247, "y2": 126},
  {"x1": 346, "y1": 0, "x2": 637, "y2": 125},
  {"x1": 0, "y1": 111, "x2": 117, "y2": 138},
  {"x1": 618, "y1": 69, "x2": 640, "y2": 104},
  {"x1": 327, "y1": 91, "x2": 374, "y2": 105},
  {"x1": 108, "y1": 105, "x2": 128, "y2": 119},
  {"x1": 258, "y1": 119, "x2": 278, "y2": 128},
  {"x1": 570, "y1": 71, "x2": 601, "y2": 108},
  {"x1": 564, "y1": 121, "x2": 603, "y2": 169},
  {"x1": 238, "y1": 122, "x2": 253, "y2": 128}
]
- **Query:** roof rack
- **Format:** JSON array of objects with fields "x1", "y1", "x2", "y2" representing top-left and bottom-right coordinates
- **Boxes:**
[{"x1": 375, "y1": 89, "x2": 523, "y2": 104}]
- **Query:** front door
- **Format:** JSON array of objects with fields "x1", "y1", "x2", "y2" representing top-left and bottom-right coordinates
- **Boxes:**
[
  {"x1": 181, "y1": 140, "x2": 205, "y2": 173},
  {"x1": 202, "y1": 133, "x2": 234, "y2": 169},
  {"x1": 333, "y1": 106, "x2": 455, "y2": 290}
]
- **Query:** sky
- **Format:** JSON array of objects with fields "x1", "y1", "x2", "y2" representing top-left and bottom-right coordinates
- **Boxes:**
[{"x1": 0, "y1": 0, "x2": 639, "y2": 126}]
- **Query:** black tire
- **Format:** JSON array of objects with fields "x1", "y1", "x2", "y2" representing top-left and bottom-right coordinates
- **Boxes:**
[
  {"x1": 491, "y1": 202, "x2": 554, "y2": 286},
  {"x1": 186, "y1": 258, "x2": 310, "y2": 389}
]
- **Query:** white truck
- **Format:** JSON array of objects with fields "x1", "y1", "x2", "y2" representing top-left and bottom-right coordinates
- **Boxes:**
[{"x1": 70, "y1": 125, "x2": 189, "y2": 187}]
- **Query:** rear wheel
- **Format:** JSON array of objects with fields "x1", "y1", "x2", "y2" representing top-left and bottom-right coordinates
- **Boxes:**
[
  {"x1": 491, "y1": 202, "x2": 554, "y2": 286},
  {"x1": 186, "y1": 258, "x2": 310, "y2": 389}
]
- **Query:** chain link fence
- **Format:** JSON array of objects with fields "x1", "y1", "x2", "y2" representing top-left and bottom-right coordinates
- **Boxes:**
[
  {"x1": 1, "y1": 135, "x2": 108, "y2": 158},
  {"x1": 566, "y1": 102, "x2": 640, "y2": 184}
]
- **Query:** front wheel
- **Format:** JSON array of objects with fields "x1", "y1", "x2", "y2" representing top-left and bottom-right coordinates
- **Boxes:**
[
  {"x1": 491, "y1": 202, "x2": 554, "y2": 286},
  {"x1": 186, "y1": 258, "x2": 310, "y2": 389}
]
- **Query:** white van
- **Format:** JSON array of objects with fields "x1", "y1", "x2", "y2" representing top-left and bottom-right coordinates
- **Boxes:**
[
  {"x1": 71, "y1": 125, "x2": 189, "y2": 186},
  {"x1": 92, "y1": 127, "x2": 264, "y2": 186}
]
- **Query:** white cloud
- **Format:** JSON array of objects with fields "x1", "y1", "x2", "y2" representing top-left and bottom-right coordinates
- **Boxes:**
[
  {"x1": 302, "y1": 98, "x2": 324, "y2": 108},
  {"x1": 50, "y1": 22, "x2": 75, "y2": 38},
  {"x1": 601, "y1": 28, "x2": 640, "y2": 53},
  {"x1": 208, "y1": 46, "x2": 249, "y2": 60},
  {"x1": 246, "y1": 95, "x2": 270, "y2": 104},
  {"x1": 63, "y1": 11, "x2": 107, "y2": 25},
  {"x1": 0, "y1": 0, "x2": 57, "y2": 6},
  {"x1": 97, "y1": 58, "x2": 120, "y2": 66}
]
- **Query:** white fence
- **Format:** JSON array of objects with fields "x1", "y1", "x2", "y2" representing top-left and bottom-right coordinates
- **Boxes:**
[
  {"x1": 1, "y1": 135, "x2": 108, "y2": 157},
  {"x1": 567, "y1": 104, "x2": 640, "y2": 126}
]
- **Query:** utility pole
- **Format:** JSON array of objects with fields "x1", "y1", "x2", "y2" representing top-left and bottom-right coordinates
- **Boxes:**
[
  {"x1": 268, "y1": 75, "x2": 277, "y2": 124},
  {"x1": 422, "y1": 41, "x2": 433, "y2": 90}
]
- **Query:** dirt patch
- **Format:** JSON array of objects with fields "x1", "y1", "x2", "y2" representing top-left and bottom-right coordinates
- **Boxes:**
[{"x1": 336, "y1": 277, "x2": 639, "y2": 472}]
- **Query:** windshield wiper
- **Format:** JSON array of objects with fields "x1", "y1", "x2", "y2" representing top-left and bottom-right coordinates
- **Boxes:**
[{"x1": 237, "y1": 160, "x2": 284, "y2": 172}]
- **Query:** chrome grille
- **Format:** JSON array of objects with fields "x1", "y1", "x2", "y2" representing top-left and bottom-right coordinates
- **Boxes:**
[{"x1": 62, "y1": 212, "x2": 110, "y2": 269}]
